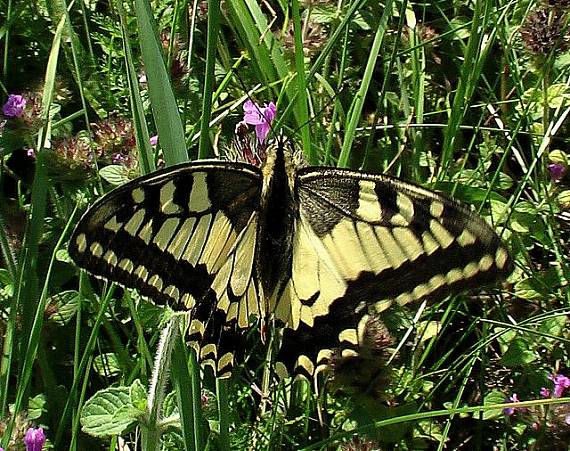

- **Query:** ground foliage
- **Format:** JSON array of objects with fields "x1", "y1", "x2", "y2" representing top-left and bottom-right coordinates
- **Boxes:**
[{"x1": 0, "y1": 0, "x2": 570, "y2": 449}]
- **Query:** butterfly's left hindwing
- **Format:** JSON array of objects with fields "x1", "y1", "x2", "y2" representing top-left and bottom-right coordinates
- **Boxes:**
[
  {"x1": 275, "y1": 168, "x2": 512, "y2": 378},
  {"x1": 69, "y1": 161, "x2": 263, "y2": 376}
]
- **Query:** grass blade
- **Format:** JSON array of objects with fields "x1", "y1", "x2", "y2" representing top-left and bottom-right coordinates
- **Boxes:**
[{"x1": 135, "y1": 0, "x2": 188, "y2": 166}]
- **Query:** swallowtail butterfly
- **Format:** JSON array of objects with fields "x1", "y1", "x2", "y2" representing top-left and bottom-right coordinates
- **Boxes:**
[{"x1": 69, "y1": 135, "x2": 512, "y2": 379}]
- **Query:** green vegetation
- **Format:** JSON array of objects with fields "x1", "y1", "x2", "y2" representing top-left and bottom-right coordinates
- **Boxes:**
[{"x1": 1, "y1": 0, "x2": 569, "y2": 449}]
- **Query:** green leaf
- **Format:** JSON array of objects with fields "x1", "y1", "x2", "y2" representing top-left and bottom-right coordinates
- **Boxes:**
[
  {"x1": 311, "y1": 6, "x2": 338, "y2": 24},
  {"x1": 28, "y1": 394, "x2": 47, "y2": 420},
  {"x1": 538, "y1": 316, "x2": 567, "y2": 341},
  {"x1": 49, "y1": 290, "x2": 80, "y2": 326},
  {"x1": 99, "y1": 165, "x2": 131, "y2": 186},
  {"x1": 482, "y1": 391, "x2": 506, "y2": 420},
  {"x1": 93, "y1": 353, "x2": 121, "y2": 377},
  {"x1": 81, "y1": 387, "x2": 139, "y2": 437},
  {"x1": 55, "y1": 248, "x2": 72, "y2": 264},
  {"x1": 500, "y1": 338, "x2": 536, "y2": 367},
  {"x1": 130, "y1": 379, "x2": 148, "y2": 411},
  {"x1": 514, "y1": 278, "x2": 545, "y2": 301},
  {"x1": 134, "y1": 0, "x2": 187, "y2": 166},
  {"x1": 162, "y1": 391, "x2": 178, "y2": 417}
]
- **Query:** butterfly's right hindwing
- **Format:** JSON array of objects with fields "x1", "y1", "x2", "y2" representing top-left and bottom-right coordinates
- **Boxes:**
[{"x1": 69, "y1": 161, "x2": 263, "y2": 376}]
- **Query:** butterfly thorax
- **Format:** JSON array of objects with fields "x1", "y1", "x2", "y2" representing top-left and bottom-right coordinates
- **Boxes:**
[{"x1": 258, "y1": 139, "x2": 298, "y2": 300}]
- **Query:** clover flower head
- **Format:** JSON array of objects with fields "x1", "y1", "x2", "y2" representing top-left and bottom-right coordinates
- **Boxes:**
[
  {"x1": 243, "y1": 100, "x2": 276, "y2": 143},
  {"x1": 3, "y1": 94, "x2": 27, "y2": 118},
  {"x1": 24, "y1": 427, "x2": 46, "y2": 451}
]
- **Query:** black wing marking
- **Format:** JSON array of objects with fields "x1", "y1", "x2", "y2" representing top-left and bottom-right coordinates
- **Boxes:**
[
  {"x1": 274, "y1": 168, "x2": 512, "y2": 378},
  {"x1": 69, "y1": 161, "x2": 264, "y2": 376}
]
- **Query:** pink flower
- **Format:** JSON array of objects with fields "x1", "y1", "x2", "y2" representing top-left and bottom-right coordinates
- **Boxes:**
[
  {"x1": 540, "y1": 387, "x2": 551, "y2": 398},
  {"x1": 24, "y1": 427, "x2": 46, "y2": 451},
  {"x1": 548, "y1": 374, "x2": 570, "y2": 398},
  {"x1": 150, "y1": 135, "x2": 158, "y2": 146},
  {"x1": 243, "y1": 100, "x2": 276, "y2": 143},
  {"x1": 3, "y1": 94, "x2": 26, "y2": 118}
]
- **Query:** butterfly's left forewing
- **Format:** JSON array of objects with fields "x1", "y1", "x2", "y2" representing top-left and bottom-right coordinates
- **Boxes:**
[
  {"x1": 274, "y1": 168, "x2": 512, "y2": 378},
  {"x1": 69, "y1": 161, "x2": 264, "y2": 376}
]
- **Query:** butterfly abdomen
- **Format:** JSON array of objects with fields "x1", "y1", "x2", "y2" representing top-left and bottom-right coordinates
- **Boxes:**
[{"x1": 258, "y1": 141, "x2": 298, "y2": 298}]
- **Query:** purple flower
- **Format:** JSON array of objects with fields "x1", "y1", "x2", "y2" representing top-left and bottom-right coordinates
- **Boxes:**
[
  {"x1": 540, "y1": 387, "x2": 551, "y2": 398},
  {"x1": 548, "y1": 163, "x2": 567, "y2": 181},
  {"x1": 24, "y1": 427, "x2": 46, "y2": 451},
  {"x1": 243, "y1": 100, "x2": 276, "y2": 143},
  {"x1": 548, "y1": 374, "x2": 570, "y2": 397},
  {"x1": 150, "y1": 135, "x2": 158, "y2": 146},
  {"x1": 503, "y1": 393, "x2": 527, "y2": 416},
  {"x1": 3, "y1": 94, "x2": 26, "y2": 118}
]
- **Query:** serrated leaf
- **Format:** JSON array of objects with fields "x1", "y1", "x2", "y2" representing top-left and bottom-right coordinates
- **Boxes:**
[
  {"x1": 28, "y1": 394, "x2": 47, "y2": 420},
  {"x1": 539, "y1": 316, "x2": 567, "y2": 340},
  {"x1": 310, "y1": 5, "x2": 337, "y2": 24},
  {"x1": 514, "y1": 201, "x2": 538, "y2": 214},
  {"x1": 81, "y1": 387, "x2": 138, "y2": 436},
  {"x1": 496, "y1": 172, "x2": 514, "y2": 190},
  {"x1": 514, "y1": 278, "x2": 545, "y2": 301},
  {"x1": 511, "y1": 210, "x2": 535, "y2": 233},
  {"x1": 93, "y1": 353, "x2": 121, "y2": 377},
  {"x1": 482, "y1": 391, "x2": 506, "y2": 420},
  {"x1": 417, "y1": 321, "x2": 441, "y2": 342},
  {"x1": 130, "y1": 379, "x2": 148, "y2": 411},
  {"x1": 500, "y1": 338, "x2": 536, "y2": 367},
  {"x1": 99, "y1": 165, "x2": 131, "y2": 186},
  {"x1": 0, "y1": 268, "x2": 13, "y2": 285},
  {"x1": 351, "y1": 10, "x2": 372, "y2": 30},
  {"x1": 496, "y1": 327, "x2": 517, "y2": 353},
  {"x1": 49, "y1": 290, "x2": 80, "y2": 325}
]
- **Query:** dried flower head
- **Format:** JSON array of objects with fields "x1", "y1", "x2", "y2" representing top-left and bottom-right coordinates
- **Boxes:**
[
  {"x1": 159, "y1": 31, "x2": 189, "y2": 86},
  {"x1": 329, "y1": 315, "x2": 394, "y2": 398},
  {"x1": 92, "y1": 117, "x2": 136, "y2": 155},
  {"x1": 341, "y1": 436, "x2": 380, "y2": 451},
  {"x1": 283, "y1": 20, "x2": 327, "y2": 56},
  {"x1": 547, "y1": 0, "x2": 570, "y2": 9},
  {"x1": 48, "y1": 136, "x2": 96, "y2": 180},
  {"x1": 233, "y1": 121, "x2": 264, "y2": 166},
  {"x1": 520, "y1": 7, "x2": 570, "y2": 55}
]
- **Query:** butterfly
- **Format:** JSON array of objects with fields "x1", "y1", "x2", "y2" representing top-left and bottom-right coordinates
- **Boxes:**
[{"x1": 69, "y1": 135, "x2": 512, "y2": 379}]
